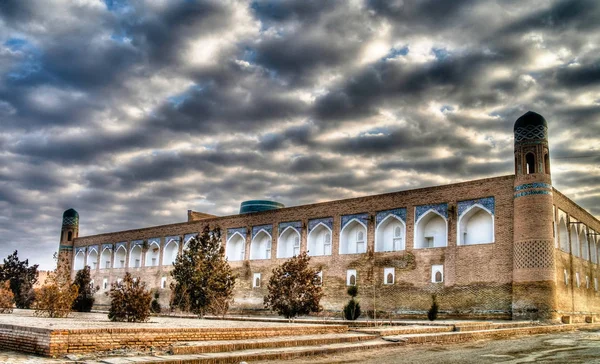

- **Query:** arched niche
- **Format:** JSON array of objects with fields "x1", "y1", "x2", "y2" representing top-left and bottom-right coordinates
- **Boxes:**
[
  {"x1": 570, "y1": 225, "x2": 580, "y2": 257},
  {"x1": 526, "y1": 152, "x2": 536, "y2": 174},
  {"x1": 307, "y1": 223, "x2": 332, "y2": 256},
  {"x1": 339, "y1": 219, "x2": 367, "y2": 255},
  {"x1": 100, "y1": 247, "x2": 112, "y2": 269},
  {"x1": 74, "y1": 251, "x2": 85, "y2": 271},
  {"x1": 580, "y1": 229, "x2": 589, "y2": 261},
  {"x1": 277, "y1": 227, "x2": 300, "y2": 259},
  {"x1": 226, "y1": 233, "x2": 245, "y2": 261},
  {"x1": 145, "y1": 241, "x2": 160, "y2": 267},
  {"x1": 375, "y1": 215, "x2": 405, "y2": 252},
  {"x1": 457, "y1": 205, "x2": 494, "y2": 245},
  {"x1": 415, "y1": 210, "x2": 447, "y2": 249},
  {"x1": 250, "y1": 230, "x2": 272, "y2": 260},
  {"x1": 113, "y1": 246, "x2": 127, "y2": 268},
  {"x1": 87, "y1": 248, "x2": 98, "y2": 270},
  {"x1": 558, "y1": 216, "x2": 569, "y2": 252},
  {"x1": 590, "y1": 235, "x2": 597, "y2": 264},
  {"x1": 129, "y1": 245, "x2": 143, "y2": 268},
  {"x1": 162, "y1": 239, "x2": 179, "y2": 266}
]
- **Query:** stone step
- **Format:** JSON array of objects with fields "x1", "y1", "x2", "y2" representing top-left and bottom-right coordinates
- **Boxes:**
[
  {"x1": 354, "y1": 325, "x2": 454, "y2": 336},
  {"x1": 172, "y1": 332, "x2": 376, "y2": 354},
  {"x1": 382, "y1": 323, "x2": 600, "y2": 345},
  {"x1": 93, "y1": 338, "x2": 400, "y2": 364}
]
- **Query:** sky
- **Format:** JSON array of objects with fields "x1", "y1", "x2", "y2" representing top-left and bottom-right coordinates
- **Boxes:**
[{"x1": 0, "y1": 0, "x2": 599, "y2": 270}]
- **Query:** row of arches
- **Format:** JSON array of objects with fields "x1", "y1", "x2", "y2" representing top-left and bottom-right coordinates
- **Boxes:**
[
  {"x1": 73, "y1": 239, "x2": 181, "y2": 271},
  {"x1": 225, "y1": 204, "x2": 494, "y2": 261},
  {"x1": 556, "y1": 214, "x2": 599, "y2": 263}
]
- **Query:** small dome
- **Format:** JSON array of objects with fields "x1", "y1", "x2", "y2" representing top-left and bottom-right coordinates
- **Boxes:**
[
  {"x1": 514, "y1": 111, "x2": 547, "y2": 131},
  {"x1": 240, "y1": 200, "x2": 285, "y2": 214},
  {"x1": 63, "y1": 208, "x2": 78, "y2": 218},
  {"x1": 62, "y1": 208, "x2": 79, "y2": 226}
]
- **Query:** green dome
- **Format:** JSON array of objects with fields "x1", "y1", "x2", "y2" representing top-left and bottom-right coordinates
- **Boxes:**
[
  {"x1": 514, "y1": 111, "x2": 547, "y2": 131},
  {"x1": 62, "y1": 208, "x2": 79, "y2": 226},
  {"x1": 240, "y1": 200, "x2": 285, "y2": 214}
]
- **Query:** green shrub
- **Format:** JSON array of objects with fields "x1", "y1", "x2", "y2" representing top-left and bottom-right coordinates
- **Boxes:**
[
  {"x1": 343, "y1": 285, "x2": 361, "y2": 320},
  {"x1": 150, "y1": 291, "x2": 161, "y2": 314},
  {"x1": 72, "y1": 266, "x2": 97, "y2": 312},
  {"x1": 427, "y1": 294, "x2": 439, "y2": 321}
]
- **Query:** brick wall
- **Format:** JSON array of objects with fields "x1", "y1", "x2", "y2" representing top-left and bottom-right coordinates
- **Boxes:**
[{"x1": 76, "y1": 175, "x2": 519, "y2": 318}]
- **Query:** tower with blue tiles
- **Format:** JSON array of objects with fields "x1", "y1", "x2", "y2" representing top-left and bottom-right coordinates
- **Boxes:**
[
  {"x1": 58, "y1": 208, "x2": 79, "y2": 272},
  {"x1": 512, "y1": 111, "x2": 557, "y2": 320}
]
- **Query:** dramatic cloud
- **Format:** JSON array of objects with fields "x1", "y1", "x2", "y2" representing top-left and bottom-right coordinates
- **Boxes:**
[{"x1": 0, "y1": 0, "x2": 599, "y2": 269}]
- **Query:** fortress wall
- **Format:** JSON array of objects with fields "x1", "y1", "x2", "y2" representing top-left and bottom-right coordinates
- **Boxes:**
[
  {"x1": 553, "y1": 189, "x2": 600, "y2": 322},
  {"x1": 81, "y1": 175, "x2": 516, "y2": 318}
]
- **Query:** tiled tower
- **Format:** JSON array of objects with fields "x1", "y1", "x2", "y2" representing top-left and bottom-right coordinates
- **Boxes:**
[
  {"x1": 57, "y1": 208, "x2": 79, "y2": 273},
  {"x1": 512, "y1": 111, "x2": 557, "y2": 320}
]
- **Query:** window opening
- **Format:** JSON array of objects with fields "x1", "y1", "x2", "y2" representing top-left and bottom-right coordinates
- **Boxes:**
[{"x1": 526, "y1": 153, "x2": 535, "y2": 174}]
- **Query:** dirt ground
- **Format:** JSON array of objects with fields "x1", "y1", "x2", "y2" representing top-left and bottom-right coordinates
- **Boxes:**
[{"x1": 263, "y1": 329, "x2": 600, "y2": 364}]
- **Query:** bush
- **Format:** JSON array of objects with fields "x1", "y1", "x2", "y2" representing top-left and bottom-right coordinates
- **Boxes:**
[
  {"x1": 150, "y1": 291, "x2": 161, "y2": 314},
  {"x1": 0, "y1": 251, "x2": 38, "y2": 309},
  {"x1": 343, "y1": 299, "x2": 361, "y2": 320},
  {"x1": 343, "y1": 285, "x2": 361, "y2": 320},
  {"x1": 264, "y1": 252, "x2": 323, "y2": 319},
  {"x1": 427, "y1": 294, "x2": 439, "y2": 321},
  {"x1": 0, "y1": 281, "x2": 15, "y2": 313},
  {"x1": 170, "y1": 227, "x2": 236, "y2": 317},
  {"x1": 72, "y1": 266, "x2": 97, "y2": 312},
  {"x1": 34, "y1": 268, "x2": 78, "y2": 318},
  {"x1": 108, "y1": 273, "x2": 152, "y2": 322}
]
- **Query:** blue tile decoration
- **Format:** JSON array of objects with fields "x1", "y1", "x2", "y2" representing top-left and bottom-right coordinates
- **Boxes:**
[
  {"x1": 341, "y1": 213, "x2": 369, "y2": 231},
  {"x1": 165, "y1": 236, "x2": 180, "y2": 244},
  {"x1": 252, "y1": 224, "x2": 273, "y2": 239},
  {"x1": 278, "y1": 221, "x2": 302, "y2": 236},
  {"x1": 101, "y1": 243, "x2": 113, "y2": 251},
  {"x1": 148, "y1": 237, "x2": 160, "y2": 247},
  {"x1": 415, "y1": 203, "x2": 448, "y2": 221},
  {"x1": 514, "y1": 125, "x2": 547, "y2": 142},
  {"x1": 458, "y1": 197, "x2": 495, "y2": 217},
  {"x1": 308, "y1": 217, "x2": 333, "y2": 233},
  {"x1": 227, "y1": 228, "x2": 247, "y2": 241},
  {"x1": 75, "y1": 247, "x2": 86, "y2": 254},
  {"x1": 184, "y1": 233, "x2": 197, "y2": 243},
  {"x1": 514, "y1": 190, "x2": 553, "y2": 199},
  {"x1": 115, "y1": 242, "x2": 127, "y2": 250},
  {"x1": 376, "y1": 208, "x2": 407, "y2": 226},
  {"x1": 131, "y1": 240, "x2": 144, "y2": 247},
  {"x1": 514, "y1": 182, "x2": 551, "y2": 192}
]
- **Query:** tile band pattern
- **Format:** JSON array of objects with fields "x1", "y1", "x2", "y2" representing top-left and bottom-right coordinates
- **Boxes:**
[
  {"x1": 514, "y1": 182, "x2": 552, "y2": 191},
  {"x1": 227, "y1": 228, "x2": 247, "y2": 240},
  {"x1": 252, "y1": 224, "x2": 273, "y2": 239},
  {"x1": 416, "y1": 203, "x2": 448, "y2": 221},
  {"x1": 458, "y1": 197, "x2": 495, "y2": 217},
  {"x1": 308, "y1": 217, "x2": 333, "y2": 232},
  {"x1": 376, "y1": 208, "x2": 407, "y2": 226},
  {"x1": 514, "y1": 190, "x2": 553, "y2": 199},
  {"x1": 278, "y1": 221, "x2": 302, "y2": 236},
  {"x1": 341, "y1": 213, "x2": 369, "y2": 230}
]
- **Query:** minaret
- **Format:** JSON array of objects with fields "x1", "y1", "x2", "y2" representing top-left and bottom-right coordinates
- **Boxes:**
[
  {"x1": 512, "y1": 111, "x2": 557, "y2": 320},
  {"x1": 57, "y1": 208, "x2": 79, "y2": 273}
]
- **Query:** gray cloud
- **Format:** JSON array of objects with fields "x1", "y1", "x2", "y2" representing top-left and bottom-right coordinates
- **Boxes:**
[{"x1": 0, "y1": 0, "x2": 599, "y2": 269}]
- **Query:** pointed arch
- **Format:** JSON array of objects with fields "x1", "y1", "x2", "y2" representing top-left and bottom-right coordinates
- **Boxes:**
[
  {"x1": 307, "y1": 223, "x2": 332, "y2": 256},
  {"x1": 100, "y1": 247, "x2": 112, "y2": 269},
  {"x1": 558, "y1": 215, "x2": 569, "y2": 252},
  {"x1": 113, "y1": 245, "x2": 127, "y2": 268},
  {"x1": 226, "y1": 232, "x2": 245, "y2": 261},
  {"x1": 570, "y1": 224, "x2": 580, "y2": 257},
  {"x1": 340, "y1": 218, "x2": 367, "y2": 255},
  {"x1": 580, "y1": 228, "x2": 589, "y2": 261},
  {"x1": 277, "y1": 226, "x2": 301, "y2": 258},
  {"x1": 375, "y1": 215, "x2": 405, "y2": 252},
  {"x1": 145, "y1": 241, "x2": 160, "y2": 267},
  {"x1": 414, "y1": 209, "x2": 448, "y2": 249},
  {"x1": 250, "y1": 230, "x2": 272, "y2": 260},
  {"x1": 457, "y1": 204, "x2": 494, "y2": 245},
  {"x1": 526, "y1": 152, "x2": 536, "y2": 174},
  {"x1": 74, "y1": 251, "x2": 85, "y2": 271},
  {"x1": 162, "y1": 239, "x2": 179, "y2": 266},
  {"x1": 87, "y1": 247, "x2": 98, "y2": 270},
  {"x1": 129, "y1": 245, "x2": 143, "y2": 268}
]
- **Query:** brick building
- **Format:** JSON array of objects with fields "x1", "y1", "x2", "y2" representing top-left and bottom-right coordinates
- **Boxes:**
[{"x1": 58, "y1": 112, "x2": 600, "y2": 321}]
